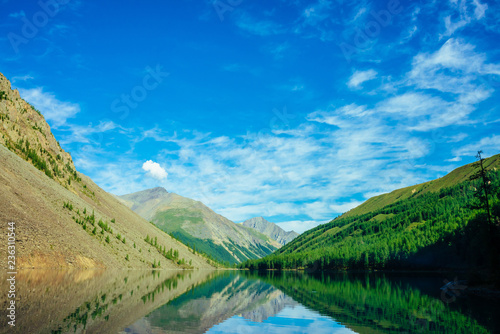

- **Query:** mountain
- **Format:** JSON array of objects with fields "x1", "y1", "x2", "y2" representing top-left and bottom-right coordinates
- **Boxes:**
[
  {"x1": 241, "y1": 154, "x2": 500, "y2": 271},
  {"x1": 0, "y1": 71, "x2": 214, "y2": 269},
  {"x1": 118, "y1": 188, "x2": 281, "y2": 265},
  {"x1": 241, "y1": 217, "x2": 298, "y2": 245}
]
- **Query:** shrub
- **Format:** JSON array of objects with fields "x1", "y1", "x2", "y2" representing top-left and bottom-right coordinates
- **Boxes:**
[
  {"x1": 105, "y1": 236, "x2": 110, "y2": 243},
  {"x1": 63, "y1": 201, "x2": 73, "y2": 211}
]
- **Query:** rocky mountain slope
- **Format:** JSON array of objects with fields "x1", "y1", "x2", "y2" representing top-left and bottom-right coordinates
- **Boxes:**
[
  {"x1": 118, "y1": 188, "x2": 281, "y2": 264},
  {"x1": 0, "y1": 72, "x2": 215, "y2": 269},
  {"x1": 241, "y1": 217, "x2": 298, "y2": 246},
  {"x1": 0, "y1": 74, "x2": 76, "y2": 190}
]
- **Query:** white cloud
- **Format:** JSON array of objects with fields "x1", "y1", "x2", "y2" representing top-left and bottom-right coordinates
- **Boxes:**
[
  {"x1": 142, "y1": 160, "x2": 168, "y2": 180},
  {"x1": 18, "y1": 87, "x2": 80, "y2": 127},
  {"x1": 441, "y1": 0, "x2": 488, "y2": 37},
  {"x1": 443, "y1": 16, "x2": 469, "y2": 37},
  {"x1": 452, "y1": 135, "x2": 500, "y2": 159},
  {"x1": 347, "y1": 69, "x2": 377, "y2": 89},
  {"x1": 277, "y1": 220, "x2": 329, "y2": 234},
  {"x1": 377, "y1": 92, "x2": 448, "y2": 117},
  {"x1": 329, "y1": 200, "x2": 364, "y2": 214},
  {"x1": 473, "y1": 0, "x2": 488, "y2": 19},
  {"x1": 404, "y1": 38, "x2": 500, "y2": 130}
]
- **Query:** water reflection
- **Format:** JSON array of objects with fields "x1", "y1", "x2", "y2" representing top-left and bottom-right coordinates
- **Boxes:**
[
  {"x1": 0, "y1": 269, "x2": 215, "y2": 334},
  {"x1": 1, "y1": 270, "x2": 498, "y2": 333},
  {"x1": 123, "y1": 272, "x2": 299, "y2": 333},
  {"x1": 246, "y1": 272, "x2": 498, "y2": 334},
  {"x1": 126, "y1": 271, "x2": 498, "y2": 334}
]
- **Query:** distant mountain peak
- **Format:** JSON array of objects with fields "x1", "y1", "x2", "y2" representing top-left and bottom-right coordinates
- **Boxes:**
[
  {"x1": 242, "y1": 217, "x2": 299, "y2": 246},
  {"x1": 137, "y1": 186, "x2": 168, "y2": 195},
  {"x1": 150, "y1": 186, "x2": 168, "y2": 194},
  {"x1": 119, "y1": 187, "x2": 169, "y2": 208}
]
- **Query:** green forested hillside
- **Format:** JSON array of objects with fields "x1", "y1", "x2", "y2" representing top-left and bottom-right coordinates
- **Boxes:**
[{"x1": 240, "y1": 154, "x2": 500, "y2": 272}]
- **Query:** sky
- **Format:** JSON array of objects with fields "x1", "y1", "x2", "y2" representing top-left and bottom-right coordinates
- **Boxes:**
[{"x1": 1, "y1": 0, "x2": 499, "y2": 233}]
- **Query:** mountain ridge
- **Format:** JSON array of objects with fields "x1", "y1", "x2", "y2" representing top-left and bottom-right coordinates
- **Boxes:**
[
  {"x1": 241, "y1": 217, "x2": 298, "y2": 246},
  {"x1": 118, "y1": 188, "x2": 281, "y2": 264}
]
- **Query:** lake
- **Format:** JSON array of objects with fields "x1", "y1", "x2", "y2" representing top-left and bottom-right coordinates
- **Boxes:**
[{"x1": 1, "y1": 270, "x2": 499, "y2": 333}]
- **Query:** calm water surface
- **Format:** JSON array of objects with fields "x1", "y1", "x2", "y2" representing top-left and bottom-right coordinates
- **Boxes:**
[{"x1": 1, "y1": 270, "x2": 499, "y2": 333}]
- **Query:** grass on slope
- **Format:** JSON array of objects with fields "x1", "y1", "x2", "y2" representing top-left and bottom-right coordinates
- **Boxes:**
[{"x1": 153, "y1": 208, "x2": 204, "y2": 231}]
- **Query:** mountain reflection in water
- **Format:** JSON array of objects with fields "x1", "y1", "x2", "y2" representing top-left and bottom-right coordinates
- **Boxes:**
[
  {"x1": 1, "y1": 270, "x2": 499, "y2": 334},
  {"x1": 124, "y1": 271, "x2": 499, "y2": 334}
]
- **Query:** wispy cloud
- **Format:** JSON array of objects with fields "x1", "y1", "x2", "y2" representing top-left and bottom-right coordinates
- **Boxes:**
[
  {"x1": 8, "y1": 11, "x2": 25, "y2": 18},
  {"x1": 267, "y1": 42, "x2": 290, "y2": 60},
  {"x1": 301, "y1": 0, "x2": 333, "y2": 26},
  {"x1": 11, "y1": 74, "x2": 34, "y2": 82},
  {"x1": 441, "y1": 0, "x2": 489, "y2": 37},
  {"x1": 402, "y1": 38, "x2": 499, "y2": 130},
  {"x1": 57, "y1": 120, "x2": 127, "y2": 145},
  {"x1": 17, "y1": 87, "x2": 80, "y2": 127},
  {"x1": 452, "y1": 135, "x2": 500, "y2": 160},
  {"x1": 347, "y1": 69, "x2": 377, "y2": 89},
  {"x1": 233, "y1": 12, "x2": 285, "y2": 36}
]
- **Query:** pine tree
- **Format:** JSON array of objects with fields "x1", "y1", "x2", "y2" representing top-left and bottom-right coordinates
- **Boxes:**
[{"x1": 469, "y1": 151, "x2": 493, "y2": 227}]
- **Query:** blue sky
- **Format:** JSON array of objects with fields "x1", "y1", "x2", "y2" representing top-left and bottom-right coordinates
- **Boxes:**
[{"x1": 1, "y1": 0, "x2": 499, "y2": 233}]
